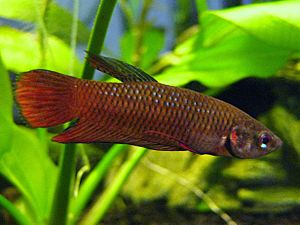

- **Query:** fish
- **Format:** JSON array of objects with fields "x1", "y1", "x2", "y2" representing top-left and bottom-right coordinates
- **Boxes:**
[{"x1": 15, "y1": 52, "x2": 282, "y2": 158}]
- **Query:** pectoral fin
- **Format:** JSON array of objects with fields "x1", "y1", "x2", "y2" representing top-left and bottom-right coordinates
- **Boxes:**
[{"x1": 86, "y1": 52, "x2": 157, "y2": 82}]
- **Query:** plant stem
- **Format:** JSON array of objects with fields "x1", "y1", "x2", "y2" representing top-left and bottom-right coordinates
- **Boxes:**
[
  {"x1": 119, "y1": 0, "x2": 134, "y2": 28},
  {"x1": 68, "y1": 144, "x2": 125, "y2": 225},
  {"x1": 48, "y1": 1, "x2": 118, "y2": 224},
  {"x1": 69, "y1": 0, "x2": 80, "y2": 74},
  {"x1": 79, "y1": 148, "x2": 148, "y2": 225},
  {"x1": 34, "y1": 0, "x2": 49, "y2": 147},
  {"x1": 48, "y1": 144, "x2": 77, "y2": 225},
  {"x1": 132, "y1": 0, "x2": 153, "y2": 66},
  {"x1": 81, "y1": 0, "x2": 118, "y2": 80},
  {"x1": 0, "y1": 195, "x2": 32, "y2": 225},
  {"x1": 196, "y1": 0, "x2": 209, "y2": 15}
]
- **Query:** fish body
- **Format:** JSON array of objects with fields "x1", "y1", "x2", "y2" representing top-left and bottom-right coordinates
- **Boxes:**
[{"x1": 15, "y1": 53, "x2": 282, "y2": 158}]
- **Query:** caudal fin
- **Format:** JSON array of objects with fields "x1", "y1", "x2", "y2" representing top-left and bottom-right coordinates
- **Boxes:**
[{"x1": 15, "y1": 70, "x2": 78, "y2": 128}]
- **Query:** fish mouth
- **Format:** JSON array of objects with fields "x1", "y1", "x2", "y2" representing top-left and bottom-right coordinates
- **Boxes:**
[
  {"x1": 275, "y1": 136, "x2": 283, "y2": 150},
  {"x1": 269, "y1": 134, "x2": 283, "y2": 153}
]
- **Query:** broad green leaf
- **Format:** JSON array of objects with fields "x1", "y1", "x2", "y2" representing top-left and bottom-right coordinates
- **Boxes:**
[
  {"x1": 156, "y1": 29, "x2": 290, "y2": 87},
  {"x1": 120, "y1": 28, "x2": 164, "y2": 70},
  {"x1": 222, "y1": 160, "x2": 285, "y2": 184},
  {"x1": 0, "y1": 26, "x2": 82, "y2": 75},
  {"x1": 120, "y1": 30, "x2": 136, "y2": 64},
  {"x1": 0, "y1": 54, "x2": 12, "y2": 118},
  {"x1": 0, "y1": 0, "x2": 90, "y2": 44},
  {"x1": 0, "y1": 52, "x2": 57, "y2": 223},
  {"x1": 44, "y1": 1, "x2": 90, "y2": 44},
  {"x1": 0, "y1": 54, "x2": 13, "y2": 154},
  {"x1": 139, "y1": 28, "x2": 164, "y2": 69},
  {"x1": 238, "y1": 187, "x2": 300, "y2": 212},
  {"x1": 0, "y1": 0, "x2": 34, "y2": 22},
  {"x1": 120, "y1": 150, "x2": 216, "y2": 207},
  {"x1": 208, "y1": 0, "x2": 300, "y2": 51},
  {"x1": 156, "y1": 0, "x2": 300, "y2": 87},
  {"x1": 263, "y1": 106, "x2": 300, "y2": 156},
  {"x1": 0, "y1": 126, "x2": 57, "y2": 224}
]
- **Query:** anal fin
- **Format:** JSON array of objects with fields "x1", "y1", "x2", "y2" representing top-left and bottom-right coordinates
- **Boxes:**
[
  {"x1": 143, "y1": 130, "x2": 197, "y2": 153},
  {"x1": 52, "y1": 120, "x2": 197, "y2": 154},
  {"x1": 52, "y1": 119, "x2": 126, "y2": 143}
]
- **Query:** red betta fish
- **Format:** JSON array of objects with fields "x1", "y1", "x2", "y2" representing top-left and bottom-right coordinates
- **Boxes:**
[{"x1": 15, "y1": 52, "x2": 282, "y2": 158}]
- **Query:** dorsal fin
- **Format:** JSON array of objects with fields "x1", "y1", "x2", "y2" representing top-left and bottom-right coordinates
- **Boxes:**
[{"x1": 86, "y1": 51, "x2": 157, "y2": 82}]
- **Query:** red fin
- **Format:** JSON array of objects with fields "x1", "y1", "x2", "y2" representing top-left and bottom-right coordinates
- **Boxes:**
[
  {"x1": 52, "y1": 120, "x2": 182, "y2": 149},
  {"x1": 135, "y1": 140, "x2": 180, "y2": 151},
  {"x1": 15, "y1": 70, "x2": 78, "y2": 128},
  {"x1": 178, "y1": 142, "x2": 198, "y2": 154},
  {"x1": 143, "y1": 130, "x2": 195, "y2": 152},
  {"x1": 86, "y1": 52, "x2": 157, "y2": 82},
  {"x1": 52, "y1": 119, "x2": 128, "y2": 143},
  {"x1": 52, "y1": 119, "x2": 94, "y2": 143}
]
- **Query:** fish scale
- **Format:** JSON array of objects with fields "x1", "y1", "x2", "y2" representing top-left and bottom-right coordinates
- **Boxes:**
[{"x1": 73, "y1": 82, "x2": 228, "y2": 149}]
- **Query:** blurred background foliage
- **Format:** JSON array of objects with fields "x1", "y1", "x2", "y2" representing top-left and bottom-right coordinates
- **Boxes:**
[{"x1": 0, "y1": 0, "x2": 300, "y2": 224}]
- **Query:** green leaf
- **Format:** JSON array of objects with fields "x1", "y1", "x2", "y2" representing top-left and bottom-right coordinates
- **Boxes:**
[
  {"x1": 155, "y1": 0, "x2": 300, "y2": 87},
  {"x1": 0, "y1": 26, "x2": 82, "y2": 74},
  {"x1": 0, "y1": 195, "x2": 32, "y2": 225},
  {"x1": 0, "y1": 53, "x2": 57, "y2": 223},
  {"x1": 44, "y1": 1, "x2": 90, "y2": 44},
  {"x1": 238, "y1": 187, "x2": 300, "y2": 212},
  {"x1": 209, "y1": 0, "x2": 300, "y2": 51},
  {"x1": 0, "y1": 52, "x2": 12, "y2": 118},
  {"x1": 262, "y1": 106, "x2": 300, "y2": 157},
  {"x1": 0, "y1": 126, "x2": 58, "y2": 224},
  {"x1": 139, "y1": 28, "x2": 164, "y2": 70},
  {"x1": 156, "y1": 30, "x2": 290, "y2": 87},
  {"x1": 120, "y1": 30, "x2": 136, "y2": 64},
  {"x1": 120, "y1": 28, "x2": 165, "y2": 70},
  {"x1": 0, "y1": 0, "x2": 35, "y2": 22},
  {"x1": 121, "y1": 151, "x2": 216, "y2": 207},
  {"x1": 0, "y1": 53, "x2": 13, "y2": 157},
  {"x1": 0, "y1": 0, "x2": 90, "y2": 44},
  {"x1": 222, "y1": 159, "x2": 285, "y2": 184}
]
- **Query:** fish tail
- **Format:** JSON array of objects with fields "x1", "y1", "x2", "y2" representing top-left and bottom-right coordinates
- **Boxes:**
[{"x1": 15, "y1": 70, "x2": 78, "y2": 128}]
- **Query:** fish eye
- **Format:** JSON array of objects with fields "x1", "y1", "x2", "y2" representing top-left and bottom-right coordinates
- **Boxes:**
[{"x1": 259, "y1": 133, "x2": 272, "y2": 150}]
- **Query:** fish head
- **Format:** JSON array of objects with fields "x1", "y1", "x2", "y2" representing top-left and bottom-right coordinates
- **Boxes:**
[{"x1": 226, "y1": 124, "x2": 282, "y2": 158}]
